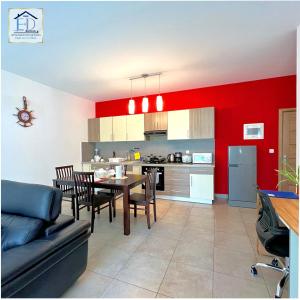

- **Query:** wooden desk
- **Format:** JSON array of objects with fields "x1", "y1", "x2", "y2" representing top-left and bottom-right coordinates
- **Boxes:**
[{"x1": 270, "y1": 197, "x2": 299, "y2": 235}]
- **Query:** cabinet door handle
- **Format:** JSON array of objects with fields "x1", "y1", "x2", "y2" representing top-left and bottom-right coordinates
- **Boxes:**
[{"x1": 191, "y1": 176, "x2": 193, "y2": 187}]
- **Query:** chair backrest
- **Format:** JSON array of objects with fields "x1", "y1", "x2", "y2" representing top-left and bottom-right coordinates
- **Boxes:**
[
  {"x1": 147, "y1": 168, "x2": 157, "y2": 200},
  {"x1": 257, "y1": 191, "x2": 280, "y2": 231},
  {"x1": 73, "y1": 171, "x2": 95, "y2": 205},
  {"x1": 56, "y1": 165, "x2": 74, "y2": 178},
  {"x1": 55, "y1": 165, "x2": 74, "y2": 193}
]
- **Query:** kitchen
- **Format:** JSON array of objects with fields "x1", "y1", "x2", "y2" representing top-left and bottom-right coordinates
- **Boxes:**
[{"x1": 82, "y1": 107, "x2": 215, "y2": 204}]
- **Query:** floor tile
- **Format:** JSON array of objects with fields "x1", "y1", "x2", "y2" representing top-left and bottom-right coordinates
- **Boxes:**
[
  {"x1": 213, "y1": 272, "x2": 270, "y2": 298},
  {"x1": 150, "y1": 222, "x2": 184, "y2": 240},
  {"x1": 136, "y1": 235, "x2": 178, "y2": 260},
  {"x1": 156, "y1": 293, "x2": 172, "y2": 298},
  {"x1": 160, "y1": 211, "x2": 188, "y2": 226},
  {"x1": 159, "y1": 262, "x2": 213, "y2": 298},
  {"x1": 185, "y1": 215, "x2": 214, "y2": 231},
  {"x1": 87, "y1": 244, "x2": 133, "y2": 277},
  {"x1": 116, "y1": 253, "x2": 169, "y2": 292},
  {"x1": 102, "y1": 279, "x2": 156, "y2": 298},
  {"x1": 214, "y1": 247, "x2": 264, "y2": 282},
  {"x1": 179, "y1": 226, "x2": 214, "y2": 243},
  {"x1": 214, "y1": 231, "x2": 254, "y2": 254},
  {"x1": 62, "y1": 270, "x2": 112, "y2": 298},
  {"x1": 172, "y1": 239, "x2": 213, "y2": 270}
]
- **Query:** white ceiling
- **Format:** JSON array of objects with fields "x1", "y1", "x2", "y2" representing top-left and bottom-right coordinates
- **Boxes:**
[{"x1": 2, "y1": 1, "x2": 300, "y2": 101}]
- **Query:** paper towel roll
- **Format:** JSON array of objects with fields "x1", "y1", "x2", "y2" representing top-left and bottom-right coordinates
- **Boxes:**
[{"x1": 115, "y1": 165, "x2": 122, "y2": 179}]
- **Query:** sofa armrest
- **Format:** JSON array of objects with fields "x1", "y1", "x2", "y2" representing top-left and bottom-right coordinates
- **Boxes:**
[
  {"x1": 44, "y1": 215, "x2": 74, "y2": 237},
  {"x1": 2, "y1": 220, "x2": 91, "y2": 286}
]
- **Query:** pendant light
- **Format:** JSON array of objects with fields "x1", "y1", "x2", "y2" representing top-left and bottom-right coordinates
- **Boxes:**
[
  {"x1": 156, "y1": 74, "x2": 163, "y2": 111},
  {"x1": 142, "y1": 76, "x2": 149, "y2": 113},
  {"x1": 128, "y1": 79, "x2": 135, "y2": 115}
]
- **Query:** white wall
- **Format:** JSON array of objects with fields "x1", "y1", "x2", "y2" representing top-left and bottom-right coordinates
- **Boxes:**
[{"x1": 1, "y1": 70, "x2": 94, "y2": 185}]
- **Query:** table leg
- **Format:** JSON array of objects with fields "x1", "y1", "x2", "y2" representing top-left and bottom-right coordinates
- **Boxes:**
[{"x1": 123, "y1": 186, "x2": 130, "y2": 235}]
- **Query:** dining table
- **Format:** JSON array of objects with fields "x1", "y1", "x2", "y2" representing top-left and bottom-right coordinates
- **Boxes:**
[{"x1": 53, "y1": 174, "x2": 147, "y2": 235}]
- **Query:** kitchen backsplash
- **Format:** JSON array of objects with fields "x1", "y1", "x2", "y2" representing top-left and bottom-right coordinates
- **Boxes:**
[{"x1": 82, "y1": 137, "x2": 214, "y2": 162}]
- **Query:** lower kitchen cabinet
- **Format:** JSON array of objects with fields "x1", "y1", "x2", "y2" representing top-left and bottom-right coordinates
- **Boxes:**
[{"x1": 190, "y1": 173, "x2": 214, "y2": 204}]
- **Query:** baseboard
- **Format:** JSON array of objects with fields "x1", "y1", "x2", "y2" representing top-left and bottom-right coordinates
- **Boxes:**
[{"x1": 214, "y1": 193, "x2": 228, "y2": 199}]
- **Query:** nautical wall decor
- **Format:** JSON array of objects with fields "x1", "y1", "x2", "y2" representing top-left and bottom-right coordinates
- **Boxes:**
[{"x1": 14, "y1": 96, "x2": 36, "y2": 127}]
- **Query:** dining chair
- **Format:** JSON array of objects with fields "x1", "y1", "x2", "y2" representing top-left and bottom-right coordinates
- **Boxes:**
[
  {"x1": 55, "y1": 165, "x2": 76, "y2": 218},
  {"x1": 73, "y1": 171, "x2": 114, "y2": 233},
  {"x1": 129, "y1": 168, "x2": 157, "y2": 229}
]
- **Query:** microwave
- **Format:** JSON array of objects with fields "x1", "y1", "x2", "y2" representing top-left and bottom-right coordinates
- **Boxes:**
[{"x1": 192, "y1": 153, "x2": 213, "y2": 164}]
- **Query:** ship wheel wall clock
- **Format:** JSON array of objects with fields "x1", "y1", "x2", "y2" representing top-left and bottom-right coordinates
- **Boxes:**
[{"x1": 13, "y1": 96, "x2": 36, "y2": 127}]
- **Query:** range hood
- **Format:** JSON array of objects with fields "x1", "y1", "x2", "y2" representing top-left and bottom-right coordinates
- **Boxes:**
[{"x1": 144, "y1": 130, "x2": 167, "y2": 136}]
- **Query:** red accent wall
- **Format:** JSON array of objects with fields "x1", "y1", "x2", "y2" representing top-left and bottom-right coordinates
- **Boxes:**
[{"x1": 95, "y1": 76, "x2": 296, "y2": 195}]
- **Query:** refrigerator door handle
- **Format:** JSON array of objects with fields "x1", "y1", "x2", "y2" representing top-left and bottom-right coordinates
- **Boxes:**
[{"x1": 229, "y1": 164, "x2": 239, "y2": 167}]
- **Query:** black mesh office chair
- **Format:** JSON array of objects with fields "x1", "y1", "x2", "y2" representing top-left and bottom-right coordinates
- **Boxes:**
[{"x1": 251, "y1": 191, "x2": 289, "y2": 298}]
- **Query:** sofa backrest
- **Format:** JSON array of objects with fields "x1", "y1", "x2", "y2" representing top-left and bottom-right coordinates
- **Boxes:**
[{"x1": 1, "y1": 180, "x2": 62, "y2": 222}]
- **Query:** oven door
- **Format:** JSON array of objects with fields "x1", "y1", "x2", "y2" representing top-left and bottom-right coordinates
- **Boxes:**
[{"x1": 141, "y1": 166, "x2": 164, "y2": 191}]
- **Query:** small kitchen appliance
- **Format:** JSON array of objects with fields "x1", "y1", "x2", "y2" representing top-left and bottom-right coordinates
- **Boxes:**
[
  {"x1": 182, "y1": 151, "x2": 192, "y2": 163},
  {"x1": 167, "y1": 153, "x2": 175, "y2": 163},
  {"x1": 145, "y1": 155, "x2": 166, "y2": 164},
  {"x1": 174, "y1": 152, "x2": 182, "y2": 163},
  {"x1": 192, "y1": 153, "x2": 213, "y2": 164}
]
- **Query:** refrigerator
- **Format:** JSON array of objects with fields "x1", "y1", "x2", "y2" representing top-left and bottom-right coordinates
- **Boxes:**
[{"x1": 228, "y1": 146, "x2": 257, "y2": 208}]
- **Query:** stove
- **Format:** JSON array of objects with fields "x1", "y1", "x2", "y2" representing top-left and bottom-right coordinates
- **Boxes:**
[{"x1": 144, "y1": 155, "x2": 166, "y2": 164}]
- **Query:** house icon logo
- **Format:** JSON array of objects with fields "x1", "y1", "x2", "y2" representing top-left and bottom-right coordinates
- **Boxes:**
[
  {"x1": 9, "y1": 8, "x2": 43, "y2": 43},
  {"x1": 14, "y1": 11, "x2": 38, "y2": 33}
]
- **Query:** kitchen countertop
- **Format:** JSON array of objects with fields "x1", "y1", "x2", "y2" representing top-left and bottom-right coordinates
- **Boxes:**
[{"x1": 82, "y1": 161, "x2": 215, "y2": 168}]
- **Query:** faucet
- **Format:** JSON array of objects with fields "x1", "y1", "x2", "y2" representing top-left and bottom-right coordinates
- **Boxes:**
[{"x1": 113, "y1": 151, "x2": 116, "y2": 158}]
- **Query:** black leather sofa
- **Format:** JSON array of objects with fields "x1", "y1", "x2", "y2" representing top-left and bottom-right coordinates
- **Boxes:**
[{"x1": 1, "y1": 180, "x2": 91, "y2": 298}]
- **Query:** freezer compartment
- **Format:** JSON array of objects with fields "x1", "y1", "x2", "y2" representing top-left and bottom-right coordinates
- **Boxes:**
[{"x1": 228, "y1": 146, "x2": 257, "y2": 165}]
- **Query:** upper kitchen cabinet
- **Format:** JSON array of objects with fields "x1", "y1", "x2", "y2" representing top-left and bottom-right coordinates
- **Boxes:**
[
  {"x1": 100, "y1": 117, "x2": 113, "y2": 141},
  {"x1": 144, "y1": 112, "x2": 168, "y2": 132},
  {"x1": 189, "y1": 107, "x2": 215, "y2": 139},
  {"x1": 126, "y1": 114, "x2": 145, "y2": 141},
  {"x1": 168, "y1": 110, "x2": 190, "y2": 140},
  {"x1": 88, "y1": 118, "x2": 100, "y2": 142},
  {"x1": 112, "y1": 116, "x2": 127, "y2": 141}
]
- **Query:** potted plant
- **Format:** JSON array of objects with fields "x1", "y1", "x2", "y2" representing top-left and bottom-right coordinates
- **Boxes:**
[{"x1": 276, "y1": 161, "x2": 299, "y2": 194}]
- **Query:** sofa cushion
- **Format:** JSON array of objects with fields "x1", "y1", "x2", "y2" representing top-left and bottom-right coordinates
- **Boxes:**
[
  {"x1": 1, "y1": 180, "x2": 62, "y2": 222},
  {"x1": 1, "y1": 213, "x2": 44, "y2": 251}
]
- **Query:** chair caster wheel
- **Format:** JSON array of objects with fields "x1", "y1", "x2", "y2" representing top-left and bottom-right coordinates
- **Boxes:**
[
  {"x1": 250, "y1": 266, "x2": 257, "y2": 276},
  {"x1": 272, "y1": 258, "x2": 279, "y2": 267}
]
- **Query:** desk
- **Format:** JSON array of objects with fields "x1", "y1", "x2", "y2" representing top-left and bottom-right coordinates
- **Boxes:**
[
  {"x1": 270, "y1": 197, "x2": 299, "y2": 235},
  {"x1": 270, "y1": 196, "x2": 299, "y2": 298},
  {"x1": 53, "y1": 174, "x2": 147, "y2": 236}
]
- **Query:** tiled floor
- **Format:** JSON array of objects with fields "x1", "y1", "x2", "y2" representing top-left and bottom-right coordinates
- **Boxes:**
[{"x1": 61, "y1": 198, "x2": 289, "y2": 298}]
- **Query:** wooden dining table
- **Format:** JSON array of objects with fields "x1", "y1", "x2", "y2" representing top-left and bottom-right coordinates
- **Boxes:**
[{"x1": 53, "y1": 174, "x2": 147, "y2": 235}]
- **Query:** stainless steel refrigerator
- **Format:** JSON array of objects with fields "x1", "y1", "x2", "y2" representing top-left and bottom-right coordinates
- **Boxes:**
[{"x1": 228, "y1": 146, "x2": 257, "y2": 208}]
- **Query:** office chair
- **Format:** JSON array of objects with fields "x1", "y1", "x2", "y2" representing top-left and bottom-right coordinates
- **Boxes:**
[{"x1": 250, "y1": 191, "x2": 289, "y2": 298}]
